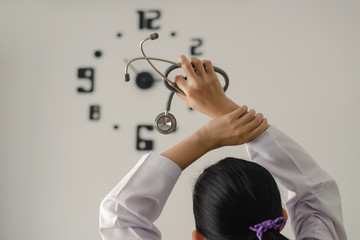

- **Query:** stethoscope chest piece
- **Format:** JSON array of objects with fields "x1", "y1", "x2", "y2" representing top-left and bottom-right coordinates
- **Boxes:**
[{"x1": 155, "y1": 112, "x2": 177, "y2": 134}]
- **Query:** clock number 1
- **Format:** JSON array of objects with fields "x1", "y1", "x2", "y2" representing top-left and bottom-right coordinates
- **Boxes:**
[{"x1": 137, "y1": 10, "x2": 161, "y2": 30}]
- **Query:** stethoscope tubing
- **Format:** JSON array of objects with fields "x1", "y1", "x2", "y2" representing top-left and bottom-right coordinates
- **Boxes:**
[
  {"x1": 124, "y1": 33, "x2": 230, "y2": 134},
  {"x1": 163, "y1": 64, "x2": 230, "y2": 112}
]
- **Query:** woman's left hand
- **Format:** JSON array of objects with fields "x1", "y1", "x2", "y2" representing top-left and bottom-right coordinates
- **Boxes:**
[{"x1": 197, "y1": 105, "x2": 270, "y2": 151}]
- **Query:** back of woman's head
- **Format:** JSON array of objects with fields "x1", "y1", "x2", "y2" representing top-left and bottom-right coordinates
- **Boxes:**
[{"x1": 192, "y1": 157, "x2": 288, "y2": 240}]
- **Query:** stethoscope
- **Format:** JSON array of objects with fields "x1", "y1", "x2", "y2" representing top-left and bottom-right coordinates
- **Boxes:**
[{"x1": 124, "y1": 33, "x2": 229, "y2": 134}]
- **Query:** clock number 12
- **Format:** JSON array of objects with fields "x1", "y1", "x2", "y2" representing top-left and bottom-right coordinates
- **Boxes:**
[
  {"x1": 137, "y1": 9, "x2": 203, "y2": 56},
  {"x1": 137, "y1": 10, "x2": 161, "y2": 30}
]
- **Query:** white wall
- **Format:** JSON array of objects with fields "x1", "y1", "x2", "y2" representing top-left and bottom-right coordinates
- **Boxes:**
[{"x1": 1, "y1": 0, "x2": 359, "y2": 239}]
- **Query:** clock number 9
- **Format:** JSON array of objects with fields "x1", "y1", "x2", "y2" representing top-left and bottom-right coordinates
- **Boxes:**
[
  {"x1": 77, "y1": 68, "x2": 102, "y2": 121},
  {"x1": 77, "y1": 67, "x2": 95, "y2": 93}
]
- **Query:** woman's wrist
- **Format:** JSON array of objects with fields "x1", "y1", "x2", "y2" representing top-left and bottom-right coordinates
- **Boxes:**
[
  {"x1": 194, "y1": 124, "x2": 218, "y2": 152},
  {"x1": 161, "y1": 129, "x2": 211, "y2": 170},
  {"x1": 209, "y1": 98, "x2": 240, "y2": 118}
]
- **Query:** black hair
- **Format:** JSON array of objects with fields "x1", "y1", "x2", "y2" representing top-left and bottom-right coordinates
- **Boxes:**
[{"x1": 193, "y1": 157, "x2": 289, "y2": 240}]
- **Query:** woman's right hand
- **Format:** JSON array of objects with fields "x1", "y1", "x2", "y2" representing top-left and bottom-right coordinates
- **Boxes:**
[
  {"x1": 174, "y1": 55, "x2": 240, "y2": 119},
  {"x1": 197, "y1": 106, "x2": 270, "y2": 151}
]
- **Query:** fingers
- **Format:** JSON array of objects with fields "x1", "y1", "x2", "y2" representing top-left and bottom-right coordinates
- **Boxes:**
[
  {"x1": 174, "y1": 74, "x2": 186, "y2": 91},
  {"x1": 239, "y1": 110, "x2": 270, "y2": 143},
  {"x1": 190, "y1": 57, "x2": 206, "y2": 76},
  {"x1": 245, "y1": 118, "x2": 269, "y2": 142},
  {"x1": 179, "y1": 55, "x2": 196, "y2": 79},
  {"x1": 231, "y1": 107, "x2": 268, "y2": 140},
  {"x1": 227, "y1": 105, "x2": 248, "y2": 118},
  {"x1": 203, "y1": 106, "x2": 268, "y2": 147},
  {"x1": 226, "y1": 106, "x2": 260, "y2": 126},
  {"x1": 202, "y1": 60, "x2": 216, "y2": 76},
  {"x1": 179, "y1": 55, "x2": 214, "y2": 78},
  {"x1": 246, "y1": 112, "x2": 264, "y2": 129},
  {"x1": 237, "y1": 109, "x2": 257, "y2": 126}
]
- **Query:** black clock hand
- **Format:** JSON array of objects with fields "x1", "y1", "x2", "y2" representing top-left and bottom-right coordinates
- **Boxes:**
[
  {"x1": 125, "y1": 58, "x2": 163, "y2": 90},
  {"x1": 124, "y1": 58, "x2": 139, "y2": 74}
]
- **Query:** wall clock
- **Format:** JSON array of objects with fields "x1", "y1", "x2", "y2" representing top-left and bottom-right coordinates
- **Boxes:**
[{"x1": 75, "y1": 8, "x2": 211, "y2": 151}]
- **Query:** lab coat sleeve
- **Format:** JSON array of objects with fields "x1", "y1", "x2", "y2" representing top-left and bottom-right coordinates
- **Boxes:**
[
  {"x1": 99, "y1": 152, "x2": 182, "y2": 240},
  {"x1": 246, "y1": 126, "x2": 347, "y2": 240}
]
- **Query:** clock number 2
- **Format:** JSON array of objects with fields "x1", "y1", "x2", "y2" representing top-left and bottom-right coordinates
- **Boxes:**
[
  {"x1": 136, "y1": 125, "x2": 154, "y2": 151},
  {"x1": 137, "y1": 10, "x2": 161, "y2": 30},
  {"x1": 190, "y1": 38, "x2": 203, "y2": 56},
  {"x1": 77, "y1": 67, "x2": 94, "y2": 93}
]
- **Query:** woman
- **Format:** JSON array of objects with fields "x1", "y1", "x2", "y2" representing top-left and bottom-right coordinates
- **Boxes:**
[{"x1": 99, "y1": 56, "x2": 347, "y2": 240}]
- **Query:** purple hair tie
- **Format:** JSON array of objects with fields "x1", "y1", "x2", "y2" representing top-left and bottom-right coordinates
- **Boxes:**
[{"x1": 249, "y1": 216, "x2": 286, "y2": 240}]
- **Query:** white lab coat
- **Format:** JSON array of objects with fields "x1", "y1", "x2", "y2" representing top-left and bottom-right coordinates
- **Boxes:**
[{"x1": 99, "y1": 126, "x2": 347, "y2": 240}]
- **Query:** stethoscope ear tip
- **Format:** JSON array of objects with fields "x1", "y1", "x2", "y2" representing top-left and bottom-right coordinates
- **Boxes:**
[
  {"x1": 150, "y1": 33, "x2": 159, "y2": 40},
  {"x1": 124, "y1": 73, "x2": 130, "y2": 82}
]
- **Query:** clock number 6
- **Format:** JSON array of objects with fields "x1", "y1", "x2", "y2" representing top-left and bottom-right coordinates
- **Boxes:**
[{"x1": 136, "y1": 125, "x2": 154, "y2": 151}]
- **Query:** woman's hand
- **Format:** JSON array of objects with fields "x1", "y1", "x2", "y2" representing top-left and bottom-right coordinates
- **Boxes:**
[
  {"x1": 197, "y1": 106, "x2": 270, "y2": 151},
  {"x1": 174, "y1": 55, "x2": 240, "y2": 118},
  {"x1": 162, "y1": 106, "x2": 269, "y2": 170}
]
